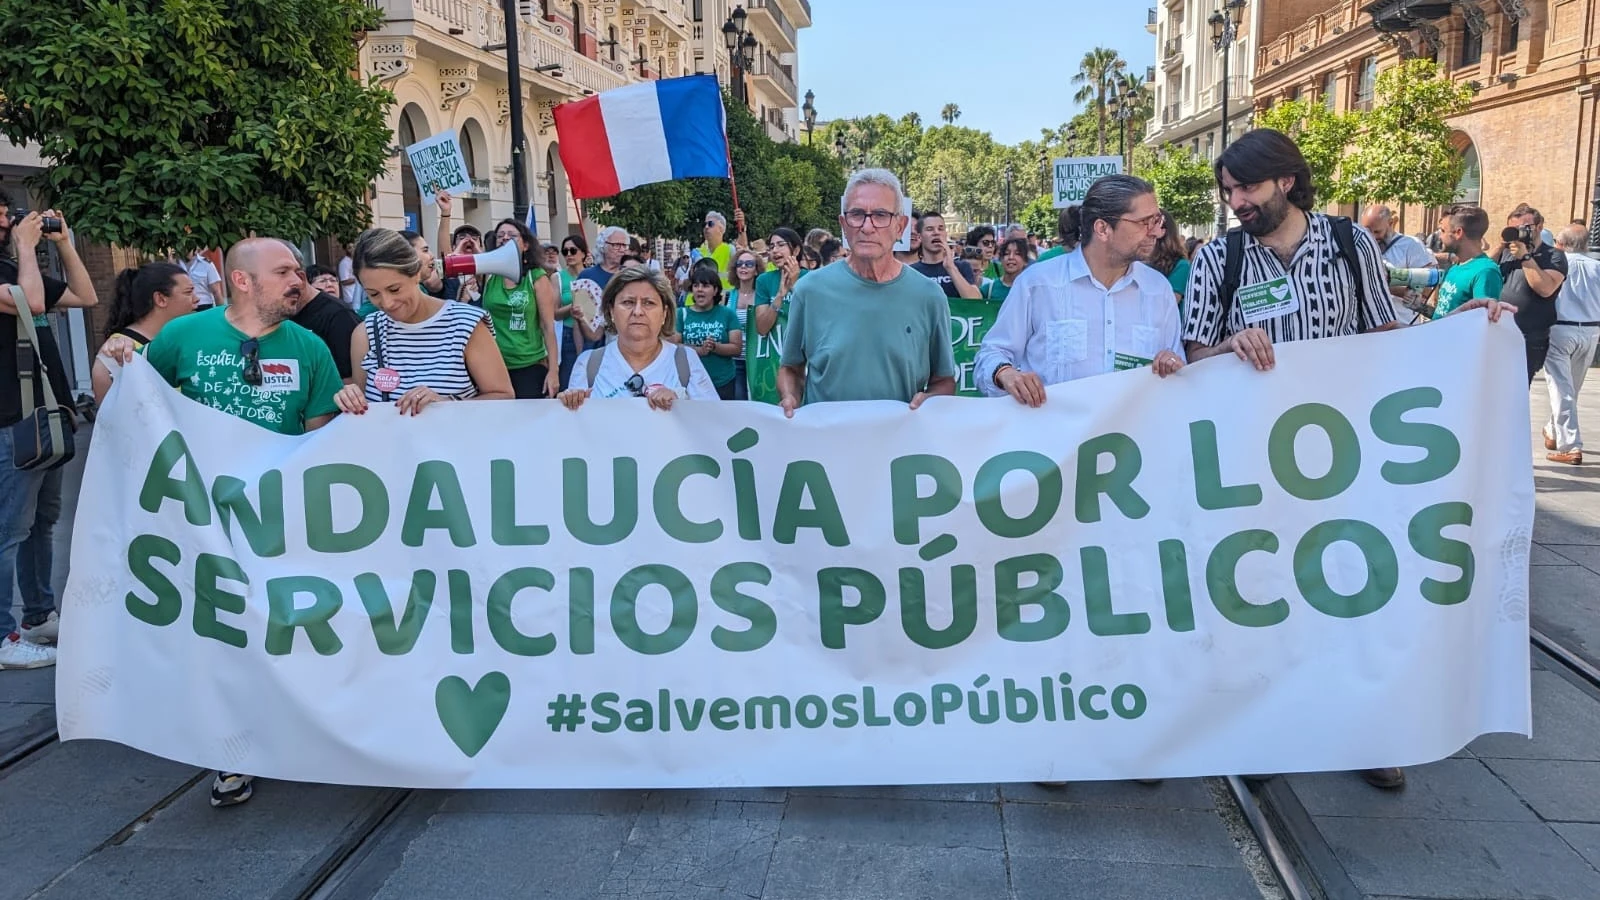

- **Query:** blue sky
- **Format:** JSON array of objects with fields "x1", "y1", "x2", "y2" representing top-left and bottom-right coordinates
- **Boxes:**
[{"x1": 796, "y1": 2, "x2": 1155, "y2": 146}]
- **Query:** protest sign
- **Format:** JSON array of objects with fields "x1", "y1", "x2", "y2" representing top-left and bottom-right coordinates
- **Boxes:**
[
  {"x1": 948, "y1": 298, "x2": 1001, "y2": 397},
  {"x1": 744, "y1": 303, "x2": 787, "y2": 404},
  {"x1": 405, "y1": 133, "x2": 473, "y2": 205},
  {"x1": 1053, "y1": 156, "x2": 1124, "y2": 208},
  {"x1": 60, "y1": 317, "x2": 1532, "y2": 788}
]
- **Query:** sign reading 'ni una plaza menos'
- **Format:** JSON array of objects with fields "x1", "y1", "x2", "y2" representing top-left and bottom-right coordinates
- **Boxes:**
[
  {"x1": 1053, "y1": 156, "x2": 1124, "y2": 208},
  {"x1": 60, "y1": 318, "x2": 1533, "y2": 789}
]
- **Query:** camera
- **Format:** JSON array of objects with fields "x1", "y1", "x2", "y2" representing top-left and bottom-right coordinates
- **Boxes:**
[
  {"x1": 9, "y1": 210, "x2": 63, "y2": 235},
  {"x1": 1500, "y1": 225, "x2": 1535, "y2": 246}
]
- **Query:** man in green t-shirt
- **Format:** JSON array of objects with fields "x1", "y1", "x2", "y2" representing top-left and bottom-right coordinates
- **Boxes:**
[
  {"x1": 98, "y1": 237, "x2": 342, "y2": 807},
  {"x1": 779, "y1": 171, "x2": 956, "y2": 412},
  {"x1": 1431, "y1": 205, "x2": 1503, "y2": 319}
]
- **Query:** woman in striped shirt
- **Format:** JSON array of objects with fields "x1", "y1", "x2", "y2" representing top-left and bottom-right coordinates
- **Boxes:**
[{"x1": 334, "y1": 228, "x2": 513, "y2": 417}]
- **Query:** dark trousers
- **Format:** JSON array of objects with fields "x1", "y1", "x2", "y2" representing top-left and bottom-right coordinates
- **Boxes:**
[
  {"x1": 732, "y1": 359, "x2": 748, "y2": 401},
  {"x1": 715, "y1": 379, "x2": 736, "y2": 400},
  {"x1": 508, "y1": 363, "x2": 550, "y2": 399},
  {"x1": 1526, "y1": 335, "x2": 1551, "y2": 385}
]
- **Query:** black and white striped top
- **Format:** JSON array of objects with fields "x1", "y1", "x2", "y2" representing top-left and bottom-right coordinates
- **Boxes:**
[
  {"x1": 1183, "y1": 213, "x2": 1395, "y2": 347},
  {"x1": 361, "y1": 301, "x2": 488, "y2": 402}
]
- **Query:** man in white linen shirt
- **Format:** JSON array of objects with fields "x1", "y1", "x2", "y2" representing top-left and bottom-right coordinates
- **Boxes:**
[
  {"x1": 976, "y1": 174, "x2": 1185, "y2": 406},
  {"x1": 1543, "y1": 224, "x2": 1600, "y2": 464}
]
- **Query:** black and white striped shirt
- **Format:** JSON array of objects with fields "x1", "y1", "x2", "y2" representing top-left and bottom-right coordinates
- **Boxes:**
[
  {"x1": 1183, "y1": 213, "x2": 1395, "y2": 347},
  {"x1": 361, "y1": 301, "x2": 488, "y2": 402}
]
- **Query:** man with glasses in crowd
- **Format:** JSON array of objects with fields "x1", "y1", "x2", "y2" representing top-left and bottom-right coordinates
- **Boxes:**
[
  {"x1": 580, "y1": 225, "x2": 633, "y2": 293},
  {"x1": 97, "y1": 236, "x2": 342, "y2": 807},
  {"x1": 977, "y1": 175, "x2": 1185, "y2": 407},
  {"x1": 778, "y1": 169, "x2": 956, "y2": 415}
]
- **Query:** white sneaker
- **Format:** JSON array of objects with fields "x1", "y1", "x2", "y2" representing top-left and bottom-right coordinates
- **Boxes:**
[
  {"x1": 0, "y1": 633, "x2": 57, "y2": 669},
  {"x1": 20, "y1": 611, "x2": 58, "y2": 645}
]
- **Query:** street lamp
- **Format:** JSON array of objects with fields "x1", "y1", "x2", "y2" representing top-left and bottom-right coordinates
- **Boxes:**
[
  {"x1": 1108, "y1": 85, "x2": 1136, "y2": 173},
  {"x1": 722, "y1": 6, "x2": 757, "y2": 106},
  {"x1": 1209, "y1": 0, "x2": 1247, "y2": 234},
  {"x1": 493, "y1": 0, "x2": 531, "y2": 225},
  {"x1": 802, "y1": 90, "x2": 817, "y2": 146},
  {"x1": 833, "y1": 133, "x2": 847, "y2": 160},
  {"x1": 1038, "y1": 150, "x2": 1048, "y2": 198},
  {"x1": 1004, "y1": 164, "x2": 1014, "y2": 230}
]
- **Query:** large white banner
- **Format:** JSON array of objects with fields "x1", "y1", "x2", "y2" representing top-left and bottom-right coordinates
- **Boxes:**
[{"x1": 59, "y1": 316, "x2": 1534, "y2": 788}]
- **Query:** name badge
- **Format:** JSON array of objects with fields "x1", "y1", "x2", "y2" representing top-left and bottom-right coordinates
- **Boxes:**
[
  {"x1": 373, "y1": 367, "x2": 402, "y2": 394},
  {"x1": 1113, "y1": 352, "x2": 1152, "y2": 372},
  {"x1": 1236, "y1": 276, "x2": 1300, "y2": 325}
]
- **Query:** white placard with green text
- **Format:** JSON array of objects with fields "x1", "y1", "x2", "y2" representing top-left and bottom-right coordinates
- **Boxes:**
[
  {"x1": 405, "y1": 132, "x2": 473, "y2": 206},
  {"x1": 59, "y1": 317, "x2": 1533, "y2": 788},
  {"x1": 1053, "y1": 156, "x2": 1124, "y2": 208}
]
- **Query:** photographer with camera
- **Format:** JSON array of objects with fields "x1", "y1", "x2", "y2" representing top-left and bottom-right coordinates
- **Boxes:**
[
  {"x1": 1497, "y1": 204, "x2": 1567, "y2": 383},
  {"x1": 0, "y1": 195, "x2": 98, "y2": 667}
]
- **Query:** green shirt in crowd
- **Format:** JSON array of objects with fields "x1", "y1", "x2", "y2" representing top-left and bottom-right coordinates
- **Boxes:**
[
  {"x1": 1036, "y1": 246, "x2": 1067, "y2": 262},
  {"x1": 482, "y1": 270, "x2": 549, "y2": 368},
  {"x1": 1431, "y1": 254, "x2": 1503, "y2": 319},
  {"x1": 1166, "y1": 258, "x2": 1192, "y2": 300},
  {"x1": 677, "y1": 304, "x2": 743, "y2": 387},
  {"x1": 982, "y1": 279, "x2": 1013, "y2": 301},
  {"x1": 144, "y1": 307, "x2": 341, "y2": 436},
  {"x1": 779, "y1": 260, "x2": 956, "y2": 405},
  {"x1": 753, "y1": 267, "x2": 807, "y2": 308}
]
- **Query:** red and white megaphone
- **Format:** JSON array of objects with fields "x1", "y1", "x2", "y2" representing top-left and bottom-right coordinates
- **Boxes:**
[{"x1": 443, "y1": 240, "x2": 523, "y2": 281}]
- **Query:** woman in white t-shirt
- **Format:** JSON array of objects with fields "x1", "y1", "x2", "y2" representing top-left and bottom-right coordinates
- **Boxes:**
[{"x1": 559, "y1": 265, "x2": 717, "y2": 410}]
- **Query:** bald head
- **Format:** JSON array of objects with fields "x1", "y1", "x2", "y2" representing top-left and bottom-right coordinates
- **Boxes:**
[
  {"x1": 1555, "y1": 225, "x2": 1588, "y2": 253},
  {"x1": 225, "y1": 237, "x2": 303, "y2": 324},
  {"x1": 1361, "y1": 205, "x2": 1395, "y2": 241}
]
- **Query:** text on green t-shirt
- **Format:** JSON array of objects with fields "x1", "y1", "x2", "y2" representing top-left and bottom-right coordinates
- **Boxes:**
[
  {"x1": 677, "y1": 303, "x2": 742, "y2": 387},
  {"x1": 482, "y1": 270, "x2": 548, "y2": 367}
]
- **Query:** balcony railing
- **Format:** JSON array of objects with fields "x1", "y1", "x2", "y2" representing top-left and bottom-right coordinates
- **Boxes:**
[
  {"x1": 1163, "y1": 102, "x2": 1181, "y2": 124},
  {"x1": 747, "y1": 0, "x2": 797, "y2": 50},
  {"x1": 1163, "y1": 37, "x2": 1182, "y2": 61},
  {"x1": 1147, "y1": 7, "x2": 1157, "y2": 25},
  {"x1": 367, "y1": 0, "x2": 627, "y2": 95},
  {"x1": 1256, "y1": 0, "x2": 1362, "y2": 73},
  {"x1": 638, "y1": 0, "x2": 690, "y2": 37},
  {"x1": 1197, "y1": 77, "x2": 1249, "y2": 109},
  {"x1": 753, "y1": 52, "x2": 796, "y2": 102}
]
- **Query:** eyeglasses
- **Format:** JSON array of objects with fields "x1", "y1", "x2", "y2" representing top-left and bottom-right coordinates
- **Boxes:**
[
  {"x1": 770, "y1": 239, "x2": 790, "y2": 249},
  {"x1": 240, "y1": 338, "x2": 262, "y2": 386},
  {"x1": 1112, "y1": 213, "x2": 1166, "y2": 232},
  {"x1": 735, "y1": 260, "x2": 758, "y2": 268},
  {"x1": 843, "y1": 209, "x2": 896, "y2": 229},
  {"x1": 624, "y1": 373, "x2": 647, "y2": 397},
  {"x1": 704, "y1": 222, "x2": 718, "y2": 228},
  {"x1": 979, "y1": 239, "x2": 996, "y2": 247},
  {"x1": 604, "y1": 241, "x2": 630, "y2": 249},
  {"x1": 563, "y1": 247, "x2": 582, "y2": 255}
]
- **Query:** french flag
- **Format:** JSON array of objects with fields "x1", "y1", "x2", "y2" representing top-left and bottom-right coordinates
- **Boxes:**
[{"x1": 554, "y1": 75, "x2": 731, "y2": 200}]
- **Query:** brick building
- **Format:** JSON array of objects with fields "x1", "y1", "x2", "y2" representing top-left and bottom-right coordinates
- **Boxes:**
[{"x1": 1252, "y1": 0, "x2": 1599, "y2": 237}]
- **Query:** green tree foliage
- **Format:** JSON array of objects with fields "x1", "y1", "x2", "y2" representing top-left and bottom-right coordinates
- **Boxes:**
[
  {"x1": 1341, "y1": 59, "x2": 1474, "y2": 206},
  {"x1": 0, "y1": 0, "x2": 394, "y2": 254},
  {"x1": 1144, "y1": 148, "x2": 1216, "y2": 226},
  {"x1": 597, "y1": 88, "x2": 846, "y2": 242},
  {"x1": 1252, "y1": 99, "x2": 1360, "y2": 204},
  {"x1": 1019, "y1": 196, "x2": 1056, "y2": 239},
  {"x1": 940, "y1": 103, "x2": 961, "y2": 124}
]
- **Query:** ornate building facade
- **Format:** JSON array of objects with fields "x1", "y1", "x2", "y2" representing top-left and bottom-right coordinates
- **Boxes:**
[
  {"x1": 363, "y1": 0, "x2": 810, "y2": 244},
  {"x1": 1252, "y1": 0, "x2": 1600, "y2": 235}
]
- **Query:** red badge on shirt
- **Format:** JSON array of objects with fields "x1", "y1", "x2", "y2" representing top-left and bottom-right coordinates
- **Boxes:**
[{"x1": 373, "y1": 367, "x2": 402, "y2": 394}]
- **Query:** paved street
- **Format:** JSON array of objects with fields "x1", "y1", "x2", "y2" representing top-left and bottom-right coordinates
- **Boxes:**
[{"x1": 3, "y1": 363, "x2": 1598, "y2": 900}]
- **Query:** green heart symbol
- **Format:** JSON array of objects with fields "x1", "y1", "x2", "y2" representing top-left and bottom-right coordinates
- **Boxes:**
[{"x1": 435, "y1": 672, "x2": 511, "y2": 758}]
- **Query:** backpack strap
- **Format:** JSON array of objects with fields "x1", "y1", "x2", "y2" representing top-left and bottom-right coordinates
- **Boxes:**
[
  {"x1": 1219, "y1": 228, "x2": 1246, "y2": 330},
  {"x1": 1327, "y1": 216, "x2": 1370, "y2": 328},
  {"x1": 675, "y1": 343, "x2": 691, "y2": 388},
  {"x1": 585, "y1": 343, "x2": 605, "y2": 386}
]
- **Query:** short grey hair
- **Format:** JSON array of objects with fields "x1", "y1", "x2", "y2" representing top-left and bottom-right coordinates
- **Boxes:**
[
  {"x1": 1556, "y1": 224, "x2": 1589, "y2": 253},
  {"x1": 704, "y1": 211, "x2": 727, "y2": 230},
  {"x1": 597, "y1": 225, "x2": 628, "y2": 247},
  {"x1": 841, "y1": 168, "x2": 905, "y2": 212}
]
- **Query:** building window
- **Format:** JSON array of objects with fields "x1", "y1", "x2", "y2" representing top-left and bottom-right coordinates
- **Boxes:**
[
  {"x1": 1322, "y1": 71, "x2": 1337, "y2": 110},
  {"x1": 1289, "y1": 85, "x2": 1302, "y2": 102},
  {"x1": 692, "y1": 0, "x2": 702, "y2": 21},
  {"x1": 1458, "y1": 26, "x2": 1483, "y2": 69},
  {"x1": 571, "y1": 3, "x2": 582, "y2": 51},
  {"x1": 1355, "y1": 56, "x2": 1377, "y2": 109},
  {"x1": 608, "y1": 25, "x2": 618, "y2": 61}
]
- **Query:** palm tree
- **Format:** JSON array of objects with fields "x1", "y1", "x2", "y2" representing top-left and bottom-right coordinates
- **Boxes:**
[
  {"x1": 1071, "y1": 47, "x2": 1126, "y2": 155},
  {"x1": 940, "y1": 103, "x2": 961, "y2": 125}
]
